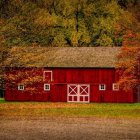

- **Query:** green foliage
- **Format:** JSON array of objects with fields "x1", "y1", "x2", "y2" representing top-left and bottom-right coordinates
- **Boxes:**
[
  {"x1": 0, "y1": 0, "x2": 132, "y2": 47},
  {"x1": 96, "y1": 34, "x2": 113, "y2": 46}
]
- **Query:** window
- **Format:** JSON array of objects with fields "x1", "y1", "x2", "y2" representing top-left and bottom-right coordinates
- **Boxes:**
[
  {"x1": 113, "y1": 83, "x2": 119, "y2": 91},
  {"x1": 18, "y1": 84, "x2": 24, "y2": 90},
  {"x1": 44, "y1": 84, "x2": 50, "y2": 91},
  {"x1": 99, "y1": 84, "x2": 106, "y2": 90}
]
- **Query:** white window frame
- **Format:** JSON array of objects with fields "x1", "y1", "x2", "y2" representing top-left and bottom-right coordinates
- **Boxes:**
[
  {"x1": 43, "y1": 71, "x2": 53, "y2": 81},
  {"x1": 18, "y1": 84, "x2": 24, "y2": 90},
  {"x1": 112, "y1": 83, "x2": 119, "y2": 91},
  {"x1": 44, "y1": 84, "x2": 50, "y2": 91},
  {"x1": 99, "y1": 84, "x2": 106, "y2": 91}
]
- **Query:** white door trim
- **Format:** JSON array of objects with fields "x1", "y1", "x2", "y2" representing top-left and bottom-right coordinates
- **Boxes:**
[{"x1": 43, "y1": 71, "x2": 53, "y2": 81}]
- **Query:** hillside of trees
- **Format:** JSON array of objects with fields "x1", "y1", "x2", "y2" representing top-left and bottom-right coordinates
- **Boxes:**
[{"x1": 0, "y1": 0, "x2": 139, "y2": 47}]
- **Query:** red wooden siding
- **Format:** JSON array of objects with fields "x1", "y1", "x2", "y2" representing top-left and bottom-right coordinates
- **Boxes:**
[{"x1": 5, "y1": 67, "x2": 135, "y2": 103}]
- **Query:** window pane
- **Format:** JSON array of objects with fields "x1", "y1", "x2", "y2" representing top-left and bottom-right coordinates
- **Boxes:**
[
  {"x1": 18, "y1": 85, "x2": 24, "y2": 90},
  {"x1": 113, "y1": 83, "x2": 119, "y2": 90},
  {"x1": 101, "y1": 85, "x2": 104, "y2": 89},
  {"x1": 45, "y1": 85, "x2": 49, "y2": 89},
  {"x1": 44, "y1": 84, "x2": 50, "y2": 91},
  {"x1": 99, "y1": 84, "x2": 106, "y2": 90}
]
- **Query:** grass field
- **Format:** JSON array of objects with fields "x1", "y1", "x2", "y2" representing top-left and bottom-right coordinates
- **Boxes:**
[
  {"x1": 0, "y1": 98, "x2": 140, "y2": 119},
  {"x1": 1, "y1": 98, "x2": 140, "y2": 140}
]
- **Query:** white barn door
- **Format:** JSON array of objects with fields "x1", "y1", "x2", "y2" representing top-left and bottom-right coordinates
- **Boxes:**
[{"x1": 67, "y1": 84, "x2": 90, "y2": 103}]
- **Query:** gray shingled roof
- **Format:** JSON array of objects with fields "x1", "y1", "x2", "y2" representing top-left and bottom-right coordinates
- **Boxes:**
[{"x1": 5, "y1": 47, "x2": 120, "y2": 67}]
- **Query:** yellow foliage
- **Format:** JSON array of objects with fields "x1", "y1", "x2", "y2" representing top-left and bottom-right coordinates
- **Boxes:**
[{"x1": 35, "y1": 9, "x2": 58, "y2": 26}]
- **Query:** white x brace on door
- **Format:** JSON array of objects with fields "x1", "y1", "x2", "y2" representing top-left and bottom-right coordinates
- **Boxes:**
[{"x1": 67, "y1": 84, "x2": 90, "y2": 103}]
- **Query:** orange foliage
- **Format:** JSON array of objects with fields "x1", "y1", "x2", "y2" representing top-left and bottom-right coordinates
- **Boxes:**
[
  {"x1": 117, "y1": 27, "x2": 140, "y2": 91},
  {"x1": 5, "y1": 68, "x2": 43, "y2": 93}
]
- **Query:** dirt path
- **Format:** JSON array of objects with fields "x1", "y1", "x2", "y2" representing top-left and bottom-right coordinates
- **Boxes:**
[{"x1": 0, "y1": 117, "x2": 140, "y2": 140}]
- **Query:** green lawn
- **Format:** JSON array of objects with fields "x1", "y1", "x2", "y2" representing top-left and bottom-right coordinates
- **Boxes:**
[
  {"x1": 0, "y1": 98, "x2": 140, "y2": 118},
  {"x1": 0, "y1": 98, "x2": 5, "y2": 103}
]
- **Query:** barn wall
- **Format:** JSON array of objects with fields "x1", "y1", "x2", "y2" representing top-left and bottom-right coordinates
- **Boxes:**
[{"x1": 5, "y1": 67, "x2": 134, "y2": 103}]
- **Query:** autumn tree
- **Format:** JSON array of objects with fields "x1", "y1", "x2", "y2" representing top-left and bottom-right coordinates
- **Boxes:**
[
  {"x1": 5, "y1": 67, "x2": 43, "y2": 94},
  {"x1": 0, "y1": 42, "x2": 5, "y2": 97},
  {"x1": 3, "y1": 45, "x2": 47, "y2": 94},
  {"x1": 0, "y1": 18, "x2": 9, "y2": 96},
  {"x1": 116, "y1": 4, "x2": 140, "y2": 91},
  {"x1": 117, "y1": 44, "x2": 140, "y2": 91}
]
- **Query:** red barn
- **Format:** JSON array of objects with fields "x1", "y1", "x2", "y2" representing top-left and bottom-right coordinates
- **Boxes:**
[{"x1": 4, "y1": 47, "x2": 140, "y2": 103}]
